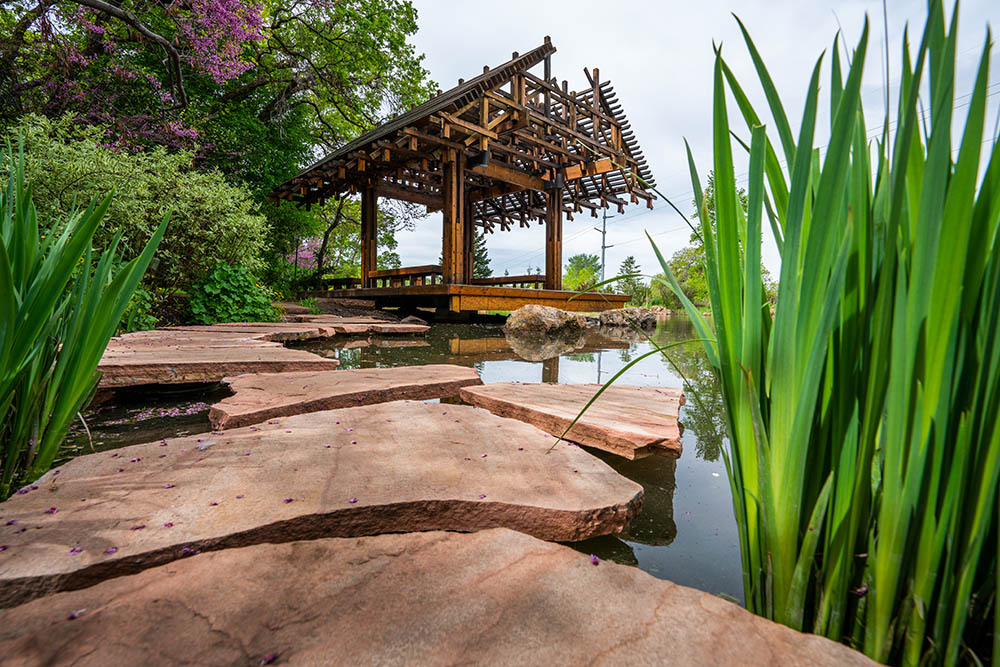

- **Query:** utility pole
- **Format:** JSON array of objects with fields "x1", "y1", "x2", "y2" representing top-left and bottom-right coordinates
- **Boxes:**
[{"x1": 594, "y1": 208, "x2": 615, "y2": 281}]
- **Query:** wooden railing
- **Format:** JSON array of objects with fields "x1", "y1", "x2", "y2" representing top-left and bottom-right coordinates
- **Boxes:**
[
  {"x1": 470, "y1": 274, "x2": 545, "y2": 289},
  {"x1": 320, "y1": 277, "x2": 362, "y2": 290},
  {"x1": 368, "y1": 264, "x2": 443, "y2": 288}
]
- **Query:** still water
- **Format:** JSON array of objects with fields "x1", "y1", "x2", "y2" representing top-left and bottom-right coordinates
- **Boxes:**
[{"x1": 69, "y1": 316, "x2": 744, "y2": 603}]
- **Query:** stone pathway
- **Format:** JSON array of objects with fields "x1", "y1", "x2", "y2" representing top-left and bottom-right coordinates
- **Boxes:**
[
  {"x1": 97, "y1": 316, "x2": 429, "y2": 388},
  {"x1": 0, "y1": 402, "x2": 641, "y2": 608},
  {"x1": 0, "y1": 529, "x2": 874, "y2": 666},
  {"x1": 98, "y1": 330, "x2": 337, "y2": 388},
  {"x1": 209, "y1": 365, "x2": 483, "y2": 429},
  {"x1": 461, "y1": 383, "x2": 685, "y2": 459}
]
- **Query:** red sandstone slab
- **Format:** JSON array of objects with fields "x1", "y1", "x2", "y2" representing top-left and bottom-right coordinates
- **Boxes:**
[
  {"x1": 167, "y1": 324, "x2": 331, "y2": 341},
  {"x1": 0, "y1": 529, "x2": 874, "y2": 666},
  {"x1": 209, "y1": 365, "x2": 483, "y2": 429},
  {"x1": 98, "y1": 346, "x2": 337, "y2": 388},
  {"x1": 461, "y1": 383, "x2": 685, "y2": 459},
  {"x1": 0, "y1": 402, "x2": 641, "y2": 608}
]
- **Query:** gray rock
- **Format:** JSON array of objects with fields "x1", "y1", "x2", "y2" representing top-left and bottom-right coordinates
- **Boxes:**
[
  {"x1": 599, "y1": 307, "x2": 660, "y2": 329},
  {"x1": 503, "y1": 305, "x2": 588, "y2": 338}
]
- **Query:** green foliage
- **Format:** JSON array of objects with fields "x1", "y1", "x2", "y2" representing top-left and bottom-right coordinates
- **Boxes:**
[
  {"x1": 473, "y1": 231, "x2": 492, "y2": 278},
  {"x1": 1, "y1": 115, "x2": 267, "y2": 293},
  {"x1": 298, "y1": 297, "x2": 321, "y2": 315},
  {"x1": 564, "y1": 253, "x2": 601, "y2": 291},
  {"x1": 652, "y1": 4, "x2": 1000, "y2": 662},
  {"x1": 616, "y1": 256, "x2": 647, "y2": 305},
  {"x1": 188, "y1": 264, "x2": 280, "y2": 324},
  {"x1": 655, "y1": 247, "x2": 711, "y2": 309},
  {"x1": 0, "y1": 143, "x2": 167, "y2": 498},
  {"x1": 117, "y1": 286, "x2": 160, "y2": 335}
]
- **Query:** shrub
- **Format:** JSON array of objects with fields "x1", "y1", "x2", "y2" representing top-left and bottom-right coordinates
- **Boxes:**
[
  {"x1": 0, "y1": 143, "x2": 167, "y2": 497},
  {"x1": 0, "y1": 114, "x2": 268, "y2": 293},
  {"x1": 189, "y1": 264, "x2": 281, "y2": 324}
]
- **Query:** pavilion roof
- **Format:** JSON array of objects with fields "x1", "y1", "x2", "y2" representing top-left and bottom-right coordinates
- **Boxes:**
[{"x1": 270, "y1": 38, "x2": 656, "y2": 232}]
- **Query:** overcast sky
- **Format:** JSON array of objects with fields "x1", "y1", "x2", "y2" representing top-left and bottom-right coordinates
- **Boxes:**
[{"x1": 392, "y1": 0, "x2": 998, "y2": 279}]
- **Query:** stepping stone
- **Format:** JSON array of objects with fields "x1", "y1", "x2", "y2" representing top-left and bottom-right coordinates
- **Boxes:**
[
  {"x1": 209, "y1": 365, "x2": 484, "y2": 429},
  {"x1": 98, "y1": 336, "x2": 337, "y2": 388},
  {"x1": 0, "y1": 402, "x2": 641, "y2": 609},
  {"x1": 0, "y1": 529, "x2": 874, "y2": 666},
  {"x1": 460, "y1": 383, "x2": 685, "y2": 459},
  {"x1": 292, "y1": 314, "x2": 431, "y2": 334},
  {"x1": 167, "y1": 324, "x2": 333, "y2": 341}
]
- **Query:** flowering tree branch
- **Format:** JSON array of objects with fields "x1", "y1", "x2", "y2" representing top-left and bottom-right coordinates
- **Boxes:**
[{"x1": 70, "y1": 0, "x2": 189, "y2": 108}]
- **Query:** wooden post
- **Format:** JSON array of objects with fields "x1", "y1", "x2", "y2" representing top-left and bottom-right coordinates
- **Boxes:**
[
  {"x1": 544, "y1": 189, "x2": 563, "y2": 290},
  {"x1": 361, "y1": 184, "x2": 378, "y2": 287},
  {"x1": 463, "y1": 199, "x2": 475, "y2": 283},
  {"x1": 541, "y1": 356, "x2": 560, "y2": 383},
  {"x1": 442, "y1": 151, "x2": 466, "y2": 284}
]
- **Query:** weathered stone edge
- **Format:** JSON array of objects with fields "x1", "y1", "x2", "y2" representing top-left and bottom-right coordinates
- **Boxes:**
[{"x1": 0, "y1": 495, "x2": 642, "y2": 610}]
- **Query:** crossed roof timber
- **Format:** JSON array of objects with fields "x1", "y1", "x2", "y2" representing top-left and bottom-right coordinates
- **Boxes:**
[{"x1": 269, "y1": 38, "x2": 656, "y2": 234}]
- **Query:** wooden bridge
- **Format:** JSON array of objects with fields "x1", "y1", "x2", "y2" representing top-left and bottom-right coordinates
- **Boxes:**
[{"x1": 273, "y1": 38, "x2": 654, "y2": 313}]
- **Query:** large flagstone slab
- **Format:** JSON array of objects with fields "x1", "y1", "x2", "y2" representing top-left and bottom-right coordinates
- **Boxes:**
[
  {"x1": 0, "y1": 529, "x2": 874, "y2": 666},
  {"x1": 461, "y1": 383, "x2": 685, "y2": 459},
  {"x1": 0, "y1": 402, "x2": 641, "y2": 608},
  {"x1": 209, "y1": 365, "x2": 483, "y2": 429},
  {"x1": 98, "y1": 334, "x2": 337, "y2": 388}
]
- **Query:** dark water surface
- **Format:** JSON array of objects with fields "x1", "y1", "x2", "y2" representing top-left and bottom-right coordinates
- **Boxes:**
[{"x1": 69, "y1": 316, "x2": 743, "y2": 603}]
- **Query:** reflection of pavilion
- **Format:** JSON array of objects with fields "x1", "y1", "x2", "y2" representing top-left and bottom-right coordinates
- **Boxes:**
[{"x1": 272, "y1": 39, "x2": 654, "y2": 314}]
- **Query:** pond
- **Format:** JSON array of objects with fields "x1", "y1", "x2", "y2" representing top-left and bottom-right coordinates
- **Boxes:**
[{"x1": 66, "y1": 316, "x2": 744, "y2": 603}]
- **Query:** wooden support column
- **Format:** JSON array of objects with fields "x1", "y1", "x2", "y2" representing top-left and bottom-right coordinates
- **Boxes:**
[
  {"x1": 544, "y1": 189, "x2": 563, "y2": 290},
  {"x1": 361, "y1": 184, "x2": 378, "y2": 287},
  {"x1": 462, "y1": 199, "x2": 475, "y2": 283},
  {"x1": 441, "y1": 151, "x2": 466, "y2": 284}
]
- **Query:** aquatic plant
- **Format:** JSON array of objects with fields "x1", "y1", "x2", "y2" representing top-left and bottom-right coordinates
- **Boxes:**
[
  {"x1": 651, "y1": 2, "x2": 999, "y2": 663},
  {"x1": 0, "y1": 143, "x2": 167, "y2": 498}
]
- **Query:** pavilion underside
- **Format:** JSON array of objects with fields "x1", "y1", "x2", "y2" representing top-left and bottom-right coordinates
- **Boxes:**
[{"x1": 271, "y1": 38, "x2": 655, "y2": 312}]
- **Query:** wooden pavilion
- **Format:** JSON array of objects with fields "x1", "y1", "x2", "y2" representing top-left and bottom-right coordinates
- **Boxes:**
[{"x1": 270, "y1": 38, "x2": 656, "y2": 314}]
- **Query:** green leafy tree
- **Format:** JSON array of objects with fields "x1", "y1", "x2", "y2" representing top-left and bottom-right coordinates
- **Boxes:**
[
  {"x1": 563, "y1": 253, "x2": 601, "y2": 291},
  {"x1": 616, "y1": 255, "x2": 647, "y2": 304}
]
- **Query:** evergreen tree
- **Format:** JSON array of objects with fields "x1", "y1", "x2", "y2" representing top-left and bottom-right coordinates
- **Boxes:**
[
  {"x1": 472, "y1": 231, "x2": 492, "y2": 278},
  {"x1": 617, "y1": 255, "x2": 647, "y2": 304}
]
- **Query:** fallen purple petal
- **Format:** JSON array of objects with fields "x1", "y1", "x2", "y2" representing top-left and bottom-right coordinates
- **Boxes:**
[
  {"x1": 164, "y1": 484, "x2": 174, "y2": 489},
  {"x1": 104, "y1": 547, "x2": 118, "y2": 554},
  {"x1": 480, "y1": 454, "x2": 487, "y2": 458},
  {"x1": 0, "y1": 545, "x2": 7, "y2": 552},
  {"x1": 590, "y1": 554, "x2": 600, "y2": 566},
  {"x1": 130, "y1": 525, "x2": 145, "y2": 531},
  {"x1": 44, "y1": 507, "x2": 57, "y2": 514},
  {"x1": 236, "y1": 494, "x2": 244, "y2": 499},
  {"x1": 5, "y1": 520, "x2": 16, "y2": 526},
  {"x1": 283, "y1": 497, "x2": 294, "y2": 503},
  {"x1": 68, "y1": 547, "x2": 83, "y2": 555},
  {"x1": 163, "y1": 522, "x2": 174, "y2": 528},
  {"x1": 478, "y1": 494, "x2": 487, "y2": 499},
  {"x1": 348, "y1": 498, "x2": 357, "y2": 503},
  {"x1": 68, "y1": 609, "x2": 86, "y2": 620},
  {"x1": 209, "y1": 502, "x2": 218, "y2": 506},
  {"x1": 260, "y1": 653, "x2": 278, "y2": 666}
]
